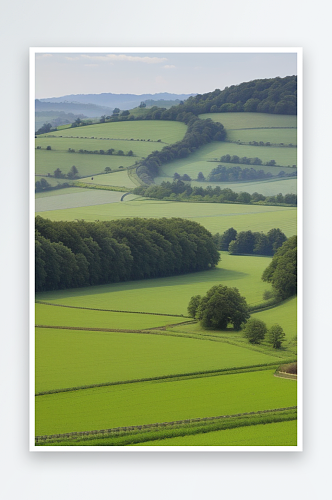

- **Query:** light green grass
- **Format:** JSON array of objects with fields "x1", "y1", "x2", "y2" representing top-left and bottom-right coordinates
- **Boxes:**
[
  {"x1": 35, "y1": 369, "x2": 297, "y2": 435},
  {"x1": 35, "y1": 149, "x2": 136, "y2": 177},
  {"x1": 36, "y1": 253, "x2": 274, "y2": 314},
  {"x1": 134, "y1": 420, "x2": 297, "y2": 446},
  {"x1": 35, "y1": 137, "x2": 163, "y2": 158},
  {"x1": 35, "y1": 187, "x2": 82, "y2": 199},
  {"x1": 35, "y1": 188, "x2": 136, "y2": 212},
  {"x1": 36, "y1": 199, "x2": 297, "y2": 236},
  {"x1": 252, "y1": 297, "x2": 297, "y2": 341},
  {"x1": 35, "y1": 303, "x2": 181, "y2": 330},
  {"x1": 199, "y1": 112, "x2": 297, "y2": 129},
  {"x1": 159, "y1": 142, "x2": 297, "y2": 180},
  {"x1": 226, "y1": 128, "x2": 297, "y2": 145},
  {"x1": 35, "y1": 326, "x2": 280, "y2": 394},
  {"x1": 40, "y1": 120, "x2": 187, "y2": 143},
  {"x1": 80, "y1": 171, "x2": 136, "y2": 188}
]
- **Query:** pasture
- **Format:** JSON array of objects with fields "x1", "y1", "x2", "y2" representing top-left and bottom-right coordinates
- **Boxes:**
[
  {"x1": 199, "y1": 112, "x2": 297, "y2": 129},
  {"x1": 226, "y1": 128, "x2": 297, "y2": 145},
  {"x1": 35, "y1": 188, "x2": 136, "y2": 212},
  {"x1": 35, "y1": 148, "x2": 136, "y2": 177},
  {"x1": 36, "y1": 198, "x2": 297, "y2": 237},
  {"x1": 79, "y1": 171, "x2": 136, "y2": 188},
  {"x1": 35, "y1": 369, "x2": 297, "y2": 436},
  {"x1": 42, "y1": 120, "x2": 187, "y2": 143},
  {"x1": 36, "y1": 252, "x2": 275, "y2": 314},
  {"x1": 35, "y1": 326, "x2": 281, "y2": 394},
  {"x1": 134, "y1": 420, "x2": 297, "y2": 446}
]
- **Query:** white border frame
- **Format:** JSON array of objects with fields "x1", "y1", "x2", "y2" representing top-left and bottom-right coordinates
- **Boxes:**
[{"x1": 30, "y1": 47, "x2": 302, "y2": 452}]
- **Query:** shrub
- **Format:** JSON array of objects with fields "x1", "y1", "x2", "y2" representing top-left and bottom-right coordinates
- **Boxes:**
[
  {"x1": 267, "y1": 324, "x2": 286, "y2": 349},
  {"x1": 243, "y1": 319, "x2": 267, "y2": 344}
]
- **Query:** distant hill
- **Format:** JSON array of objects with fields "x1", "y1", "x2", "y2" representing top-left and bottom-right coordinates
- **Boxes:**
[
  {"x1": 38, "y1": 92, "x2": 195, "y2": 112},
  {"x1": 35, "y1": 110, "x2": 87, "y2": 131},
  {"x1": 35, "y1": 100, "x2": 113, "y2": 118}
]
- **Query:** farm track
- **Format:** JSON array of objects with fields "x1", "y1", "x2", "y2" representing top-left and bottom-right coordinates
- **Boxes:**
[
  {"x1": 35, "y1": 361, "x2": 293, "y2": 397},
  {"x1": 35, "y1": 406, "x2": 297, "y2": 444}
]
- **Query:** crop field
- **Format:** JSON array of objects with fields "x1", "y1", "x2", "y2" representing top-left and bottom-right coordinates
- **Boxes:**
[
  {"x1": 35, "y1": 370, "x2": 296, "y2": 436},
  {"x1": 35, "y1": 188, "x2": 137, "y2": 212},
  {"x1": 199, "y1": 112, "x2": 297, "y2": 129},
  {"x1": 134, "y1": 420, "x2": 297, "y2": 446},
  {"x1": 35, "y1": 149, "x2": 136, "y2": 177},
  {"x1": 35, "y1": 326, "x2": 281, "y2": 394},
  {"x1": 42, "y1": 120, "x2": 187, "y2": 143},
  {"x1": 36, "y1": 198, "x2": 297, "y2": 236}
]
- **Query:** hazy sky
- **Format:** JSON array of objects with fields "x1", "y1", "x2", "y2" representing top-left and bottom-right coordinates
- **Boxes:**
[{"x1": 35, "y1": 51, "x2": 297, "y2": 99}]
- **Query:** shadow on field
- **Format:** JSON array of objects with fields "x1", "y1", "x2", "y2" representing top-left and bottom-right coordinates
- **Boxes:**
[{"x1": 35, "y1": 267, "x2": 248, "y2": 301}]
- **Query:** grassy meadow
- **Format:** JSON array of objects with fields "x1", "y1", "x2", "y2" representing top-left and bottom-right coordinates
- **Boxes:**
[{"x1": 34, "y1": 111, "x2": 298, "y2": 447}]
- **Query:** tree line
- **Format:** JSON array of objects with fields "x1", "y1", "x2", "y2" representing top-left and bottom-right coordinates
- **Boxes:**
[
  {"x1": 213, "y1": 227, "x2": 287, "y2": 256},
  {"x1": 35, "y1": 217, "x2": 220, "y2": 292},
  {"x1": 133, "y1": 180, "x2": 297, "y2": 206},
  {"x1": 207, "y1": 165, "x2": 296, "y2": 183}
]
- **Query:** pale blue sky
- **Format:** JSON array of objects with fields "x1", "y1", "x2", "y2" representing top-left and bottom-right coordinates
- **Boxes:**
[{"x1": 35, "y1": 51, "x2": 297, "y2": 99}]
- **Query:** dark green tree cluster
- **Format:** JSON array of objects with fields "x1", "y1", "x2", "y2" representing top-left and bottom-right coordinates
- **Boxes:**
[
  {"x1": 262, "y1": 235, "x2": 297, "y2": 299},
  {"x1": 208, "y1": 165, "x2": 274, "y2": 182},
  {"x1": 221, "y1": 228, "x2": 287, "y2": 256},
  {"x1": 35, "y1": 217, "x2": 220, "y2": 292},
  {"x1": 133, "y1": 181, "x2": 297, "y2": 207},
  {"x1": 35, "y1": 178, "x2": 52, "y2": 192},
  {"x1": 187, "y1": 285, "x2": 250, "y2": 330},
  {"x1": 178, "y1": 76, "x2": 297, "y2": 115},
  {"x1": 243, "y1": 319, "x2": 286, "y2": 348},
  {"x1": 53, "y1": 166, "x2": 79, "y2": 179},
  {"x1": 136, "y1": 117, "x2": 226, "y2": 182},
  {"x1": 36, "y1": 123, "x2": 55, "y2": 135}
]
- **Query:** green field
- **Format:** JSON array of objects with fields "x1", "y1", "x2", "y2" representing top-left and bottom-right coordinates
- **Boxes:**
[
  {"x1": 79, "y1": 171, "x2": 136, "y2": 188},
  {"x1": 36, "y1": 198, "x2": 297, "y2": 236},
  {"x1": 226, "y1": 128, "x2": 297, "y2": 145},
  {"x1": 35, "y1": 149, "x2": 136, "y2": 177},
  {"x1": 36, "y1": 252, "x2": 276, "y2": 314},
  {"x1": 35, "y1": 369, "x2": 297, "y2": 436},
  {"x1": 35, "y1": 188, "x2": 136, "y2": 212},
  {"x1": 134, "y1": 420, "x2": 297, "y2": 446},
  {"x1": 199, "y1": 112, "x2": 297, "y2": 129},
  {"x1": 35, "y1": 326, "x2": 281, "y2": 394},
  {"x1": 41, "y1": 120, "x2": 187, "y2": 143}
]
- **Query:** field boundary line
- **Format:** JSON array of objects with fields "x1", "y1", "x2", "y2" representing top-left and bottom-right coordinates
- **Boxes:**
[
  {"x1": 274, "y1": 372, "x2": 297, "y2": 380},
  {"x1": 35, "y1": 361, "x2": 295, "y2": 397},
  {"x1": 35, "y1": 406, "x2": 297, "y2": 444},
  {"x1": 35, "y1": 300, "x2": 189, "y2": 318}
]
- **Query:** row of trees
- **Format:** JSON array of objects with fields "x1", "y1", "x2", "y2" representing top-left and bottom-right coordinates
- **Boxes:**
[
  {"x1": 133, "y1": 181, "x2": 297, "y2": 206},
  {"x1": 207, "y1": 165, "x2": 296, "y2": 183},
  {"x1": 262, "y1": 235, "x2": 297, "y2": 299},
  {"x1": 35, "y1": 217, "x2": 220, "y2": 292},
  {"x1": 53, "y1": 166, "x2": 79, "y2": 179},
  {"x1": 218, "y1": 154, "x2": 290, "y2": 167},
  {"x1": 213, "y1": 227, "x2": 287, "y2": 256}
]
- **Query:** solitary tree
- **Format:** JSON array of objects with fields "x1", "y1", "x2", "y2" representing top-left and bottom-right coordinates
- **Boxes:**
[
  {"x1": 267, "y1": 324, "x2": 286, "y2": 349},
  {"x1": 243, "y1": 319, "x2": 267, "y2": 344},
  {"x1": 105, "y1": 167, "x2": 112, "y2": 173},
  {"x1": 195, "y1": 285, "x2": 249, "y2": 330}
]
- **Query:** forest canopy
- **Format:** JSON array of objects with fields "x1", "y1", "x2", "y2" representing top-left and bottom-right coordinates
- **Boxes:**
[{"x1": 35, "y1": 217, "x2": 220, "y2": 292}]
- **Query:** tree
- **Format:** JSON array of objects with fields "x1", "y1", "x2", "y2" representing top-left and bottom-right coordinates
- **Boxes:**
[
  {"x1": 219, "y1": 227, "x2": 237, "y2": 251},
  {"x1": 46, "y1": 145, "x2": 52, "y2": 150},
  {"x1": 262, "y1": 236, "x2": 297, "y2": 299},
  {"x1": 197, "y1": 172, "x2": 205, "y2": 181},
  {"x1": 267, "y1": 324, "x2": 286, "y2": 349},
  {"x1": 243, "y1": 319, "x2": 267, "y2": 344},
  {"x1": 196, "y1": 285, "x2": 249, "y2": 330},
  {"x1": 112, "y1": 108, "x2": 120, "y2": 115},
  {"x1": 53, "y1": 168, "x2": 63, "y2": 178},
  {"x1": 187, "y1": 295, "x2": 201, "y2": 318},
  {"x1": 105, "y1": 167, "x2": 112, "y2": 173},
  {"x1": 67, "y1": 165, "x2": 79, "y2": 179},
  {"x1": 139, "y1": 101, "x2": 147, "y2": 108}
]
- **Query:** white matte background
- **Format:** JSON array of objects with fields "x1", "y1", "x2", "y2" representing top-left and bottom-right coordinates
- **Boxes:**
[{"x1": 1, "y1": 1, "x2": 329, "y2": 499}]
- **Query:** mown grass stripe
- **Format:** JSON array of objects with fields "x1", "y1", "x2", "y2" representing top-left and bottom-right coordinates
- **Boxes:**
[{"x1": 35, "y1": 360, "x2": 296, "y2": 397}]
